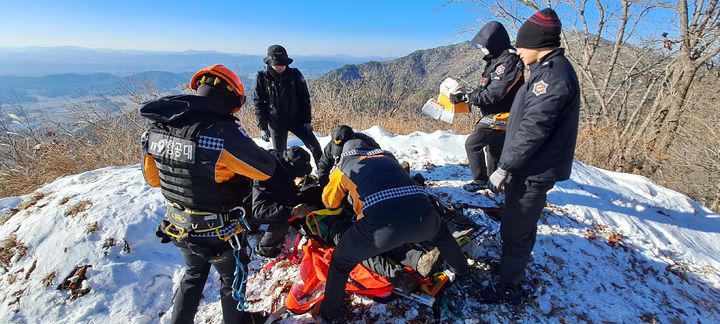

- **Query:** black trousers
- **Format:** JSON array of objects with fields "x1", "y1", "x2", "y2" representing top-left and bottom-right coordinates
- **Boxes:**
[
  {"x1": 171, "y1": 237, "x2": 246, "y2": 324},
  {"x1": 248, "y1": 206, "x2": 291, "y2": 252},
  {"x1": 326, "y1": 216, "x2": 425, "y2": 284},
  {"x1": 319, "y1": 198, "x2": 468, "y2": 318},
  {"x1": 269, "y1": 126, "x2": 322, "y2": 163},
  {"x1": 499, "y1": 176, "x2": 555, "y2": 286},
  {"x1": 465, "y1": 125, "x2": 505, "y2": 181},
  {"x1": 257, "y1": 222, "x2": 289, "y2": 251},
  {"x1": 360, "y1": 246, "x2": 425, "y2": 282}
]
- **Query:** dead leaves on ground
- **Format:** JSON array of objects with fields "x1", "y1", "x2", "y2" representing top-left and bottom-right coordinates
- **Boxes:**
[
  {"x1": 583, "y1": 223, "x2": 624, "y2": 248},
  {"x1": 607, "y1": 232, "x2": 623, "y2": 247},
  {"x1": 57, "y1": 265, "x2": 92, "y2": 300},
  {"x1": 0, "y1": 233, "x2": 28, "y2": 271},
  {"x1": 65, "y1": 200, "x2": 92, "y2": 217},
  {"x1": 42, "y1": 271, "x2": 57, "y2": 287}
]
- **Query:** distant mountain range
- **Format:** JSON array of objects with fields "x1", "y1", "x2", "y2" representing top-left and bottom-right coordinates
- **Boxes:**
[
  {"x1": 0, "y1": 71, "x2": 195, "y2": 104},
  {"x1": 0, "y1": 46, "x2": 388, "y2": 104},
  {"x1": 309, "y1": 42, "x2": 486, "y2": 114},
  {"x1": 0, "y1": 46, "x2": 387, "y2": 77}
]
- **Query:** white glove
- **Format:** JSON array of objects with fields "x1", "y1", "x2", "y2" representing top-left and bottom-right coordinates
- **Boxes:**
[{"x1": 487, "y1": 168, "x2": 508, "y2": 193}]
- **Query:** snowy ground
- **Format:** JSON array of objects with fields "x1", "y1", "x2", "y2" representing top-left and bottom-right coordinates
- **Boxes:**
[{"x1": 1, "y1": 126, "x2": 718, "y2": 323}]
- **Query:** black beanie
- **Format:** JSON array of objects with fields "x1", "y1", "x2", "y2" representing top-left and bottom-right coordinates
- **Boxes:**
[
  {"x1": 515, "y1": 8, "x2": 562, "y2": 49},
  {"x1": 283, "y1": 146, "x2": 312, "y2": 178},
  {"x1": 330, "y1": 125, "x2": 355, "y2": 157}
]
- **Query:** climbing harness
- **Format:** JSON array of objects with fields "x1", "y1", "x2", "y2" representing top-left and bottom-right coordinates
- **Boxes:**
[{"x1": 162, "y1": 203, "x2": 252, "y2": 311}]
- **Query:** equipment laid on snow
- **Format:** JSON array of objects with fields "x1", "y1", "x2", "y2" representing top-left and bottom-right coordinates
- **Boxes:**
[
  {"x1": 284, "y1": 238, "x2": 394, "y2": 315},
  {"x1": 453, "y1": 202, "x2": 503, "y2": 222},
  {"x1": 421, "y1": 78, "x2": 470, "y2": 123}
]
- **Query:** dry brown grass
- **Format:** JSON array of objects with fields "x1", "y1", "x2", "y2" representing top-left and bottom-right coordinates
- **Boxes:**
[
  {"x1": 84, "y1": 222, "x2": 99, "y2": 235},
  {"x1": 65, "y1": 200, "x2": 92, "y2": 217},
  {"x1": 574, "y1": 72, "x2": 720, "y2": 211},
  {"x1": 0, "y1": 90, "x2": 154, "y2": 199},
  {"x1": 0, "y1": 233, "x2": 28, "y2": 271},
  {"x1": 41, "y1": 271, "x2": 57, "y2": 287},
  {"x1": 58, "y1": 196, "x2": 71, "y2": 205},
  {"x1": 18, "y1": 193, "x2": 46, "y2": 211},
  {"x1": 1, "y1": 71, "x2": 717, "y2": 213}
]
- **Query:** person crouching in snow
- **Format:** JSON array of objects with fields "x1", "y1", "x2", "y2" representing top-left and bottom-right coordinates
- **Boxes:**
[
  {"x1": 316, "y1": 139, "x2": 469, "y2": 321},
  {"x1": 140, "y1": 64, "x2": 276, "y2": 323},
  {"x1": 316, "y1": 124, "x2": 381, "y2": 187},
  {"x1": 250, "y1": 146, "x2": 314, "y2": 258}
]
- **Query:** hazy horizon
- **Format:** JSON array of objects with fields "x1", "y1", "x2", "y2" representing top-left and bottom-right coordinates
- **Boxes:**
[{"x1": 0, "y1": 1, "x2": 479, "y2": 58}]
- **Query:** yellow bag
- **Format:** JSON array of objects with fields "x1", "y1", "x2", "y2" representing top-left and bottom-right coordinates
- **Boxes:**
[{"x1": 479, "y1": 112, "x2": 510, "y2": 131}]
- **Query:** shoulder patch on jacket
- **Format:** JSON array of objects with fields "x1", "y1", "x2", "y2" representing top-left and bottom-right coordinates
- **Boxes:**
[
  {"x1": 236, "y1": 126, "x2": 250, "y2": 138},
  {"x1": 495, "y1": 64, "x2": 506, "y2": 75},
  {"x1": 197, "y1": 135, "x2": 224, "y2": 150},
  {"x1": 531, "y1": 80, "x2": 549, "y2": 96}
]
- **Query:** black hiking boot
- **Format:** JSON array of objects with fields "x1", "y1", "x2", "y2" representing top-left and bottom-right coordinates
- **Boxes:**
[
  {"x1": 477, "y1": 283, "x2": 524, "y2": 304},
  {"x1": 241, "y1": 311, "x2": 269, "y2": 323},
  {"x1": 416, "y1": 248, "x2": 441, "y2": 277},
  {"x1": 316, "y1": 313, "x2": 345, "y2": 324},
  {"x1": 254, "y1": 244, "x2": 281, "y2": 258},
  {"x1": 463, "y1": 180, "x2": 488, "y2": 192},
  {"x1": 484, "y1": 258, "x2": 501, "y2": 275}
]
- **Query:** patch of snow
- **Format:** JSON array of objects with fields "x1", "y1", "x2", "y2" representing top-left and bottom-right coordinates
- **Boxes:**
[{"x1": 1, "y1": 128, "x2": 718, "y2": 323}]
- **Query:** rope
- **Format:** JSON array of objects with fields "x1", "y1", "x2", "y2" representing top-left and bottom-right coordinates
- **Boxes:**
[{"x1": 230, "y1": 233, "x2": 249, "y2": 311}]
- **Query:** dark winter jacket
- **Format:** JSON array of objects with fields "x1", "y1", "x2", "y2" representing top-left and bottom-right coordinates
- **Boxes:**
[
  {"x1": 322, "y1": 139, "x2": 427, "y2": 220},
  {"x1": 140, "y1": 94, "x2": 276, "y2": 213},
  {"x1": 253, "y1": 67, "x2": 311, "y2": 131},
  {"x1": 468, "y1": 22, "x2": 524, "y2": 116},
  {"x1": 251, "y1": 152, "x2": 299, "y2": 224},
  {"x1": 497, "y1": 49, "x2": 580, "y2": 182},
  {"x1": 317, "y1": 132, "x2": 380, "y2": 187}
]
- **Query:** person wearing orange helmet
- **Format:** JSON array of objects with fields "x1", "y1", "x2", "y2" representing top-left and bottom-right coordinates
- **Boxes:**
[{"x1": 140, "y1": 64, "x2": 276, "y2": 323}]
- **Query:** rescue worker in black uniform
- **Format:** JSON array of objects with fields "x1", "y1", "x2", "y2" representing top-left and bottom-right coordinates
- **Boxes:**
[
  {"x1": 317, "y1": 139, "x2": 469, "y2": 321},
  {"x1": 140, "y1": 64, "x2": 276, "y2": 323},
  {"x1": 252, "y1": 144, "x2": 441, "y2": 290},
  {"x1": 316, "y1": 125, "x2": 380, "y2": 187},
  {"x1": 254, "y1": 44, "x2": 323, "y2": 163},
  {"x1": 450, "y1": 21, "x2": 524, "y2": 192},
  {"x1": 251, "y1": 146, "x2": 313, "y2": 258},
  {"x1": 482, "y1": 8, "x2": 580, "y2": 303}
]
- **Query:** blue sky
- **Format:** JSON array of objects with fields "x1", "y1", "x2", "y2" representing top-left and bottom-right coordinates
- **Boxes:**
[{"x1": 0, "y1": 1, "x2": 487, "y2": 57}]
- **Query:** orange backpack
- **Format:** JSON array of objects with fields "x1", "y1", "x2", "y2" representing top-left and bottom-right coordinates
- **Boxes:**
[{"x1": 284, "y1": 238, "x2": 394, "y2": 314}]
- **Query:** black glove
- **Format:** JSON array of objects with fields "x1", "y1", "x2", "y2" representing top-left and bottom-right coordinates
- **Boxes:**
[
  {"x1": 261, "y1": 129, "x2": 271, "y2": 142},
  {"x1": 449, "y1": 92, "x2": 468, "y2": 104},
  {"x1": 155, "y1": 221, "x2": 173, "y2": 244}
]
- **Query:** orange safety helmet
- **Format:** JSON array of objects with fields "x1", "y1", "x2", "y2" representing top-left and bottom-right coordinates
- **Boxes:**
[{"x1": 190, "y1": 64, "x2": 246, "y2": 112}]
